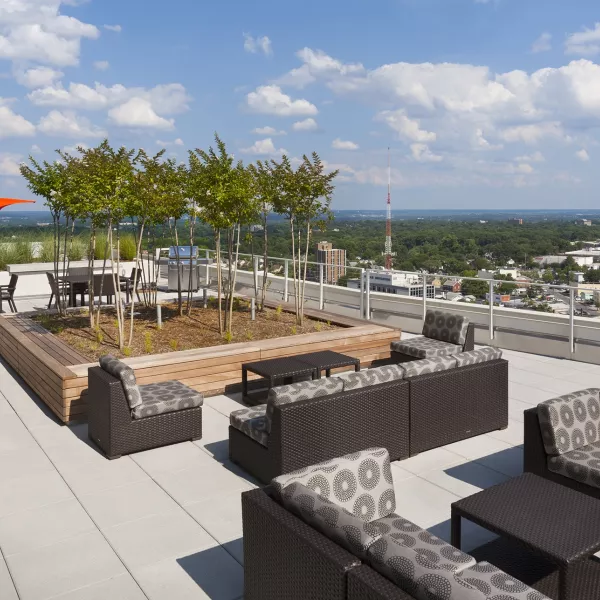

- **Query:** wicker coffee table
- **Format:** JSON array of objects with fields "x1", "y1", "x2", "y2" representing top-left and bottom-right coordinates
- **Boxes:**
[
  {"x1": 451, "y1": 472, "x2": 600, "y2": 600},
  {"x1": 296, "y1": 350, "x2": 360, "y2": 379}
]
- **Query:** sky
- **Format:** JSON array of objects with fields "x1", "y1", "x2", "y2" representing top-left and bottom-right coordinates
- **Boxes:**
[{"x1": 3, "y1": 1, "x2": 600, "y2": 211}]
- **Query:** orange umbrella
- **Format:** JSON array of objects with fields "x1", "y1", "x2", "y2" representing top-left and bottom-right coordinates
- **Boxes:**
[{"x1": 0, "y1": 198, "x2": 35, "y2": 211}]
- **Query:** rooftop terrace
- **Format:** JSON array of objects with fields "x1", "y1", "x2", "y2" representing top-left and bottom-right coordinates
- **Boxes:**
[{"x1": 0, "y1": 332, "x2": 595, "y2": 600}]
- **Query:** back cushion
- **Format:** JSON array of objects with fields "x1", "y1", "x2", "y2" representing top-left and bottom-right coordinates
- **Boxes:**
[
  {"x1": 367, "y1": 536, "x2": 483, "y2": 600},
  {"x1": 455, "y1": 347, "x2": 503, "y2": 368},
  {"x1": 265, "y1": 377, "x2": 343, "y2": 433},
  {"x1": 335, "y1": 365, "x2": 404, "y2": 391},
  {"x1": 282, "y1": 483, "x2": 382, "y2": 559},
  {"x1": 99, "y1": 355, "x2": 142, "y2": 409},
  {"x1": 538, "y1": 389, "x2": 600, "y2": 455},
  {"x1": 401, "y1": 355, "x2": 457, "y2": 379},
  {"x1": 422, "y1": 309, "x2": 469, "y2": 346},
  {"x1": 272, "y1": 447, "x2": 396, "y2": 521}
]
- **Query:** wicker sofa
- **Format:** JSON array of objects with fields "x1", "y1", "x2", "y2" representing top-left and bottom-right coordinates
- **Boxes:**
[
  {"x1": 230, "y1": 347, "x2": 508, "y2": 482},
  {"x1": 242, "y1": 448, "x2": 549, "y2": 600},
  {"x1": 524, "y1": 388, "x2": 600, "y2": 499},
  {"x1": 88, "y1": 356, "x2": 203, "y2": 459}
]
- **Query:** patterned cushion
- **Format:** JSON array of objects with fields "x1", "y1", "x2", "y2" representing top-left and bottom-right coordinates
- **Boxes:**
[
  {"x1": 99, "y1": 355, "x2": 142, "y2": 409},
  {"x1": 401, "y1": 355, "x2": 458, "y2": 379},
  {"x1": 537, "y1": 388, "x2": 600, "y2": 455},
  {"x1": 423, "y1": 309, "x2": 470, "y2": 346},
  {"x1": 547, "y1": 441, "x2": 600, "y2": 489},
  {"x1": 335, "y1": 365, "x2": 404, "y2": 391},
  {"x1": 132, "y1": 380, "x2": 204, "y2": 419},
  {"x1": 369, "y1": 514, "x2": 475, "y2": 574},
  {"x1": 230, "y1": 405, "x2": 269, "y2": 447},
  {"x1": 282, "y1": 483, "x2": 382, "y2": 559},
  {"x1": 454, "y1": 347, "x2": 502, "y2": 368},
  {"x1": 265, "y1": 377, "x2": 343, "y2": 434},
  {"x1": 367, "y1": 535, "x2": 482, "y2": 600},
  {"x1": 391, "y1": 336, "x2": 462, "y2": 359},
  {"x1": 458, "y1": 562, "x2": 551, "y2": 599},
  {"x1": 272, "y1": 447, "x2": 396, "y2": 521}
]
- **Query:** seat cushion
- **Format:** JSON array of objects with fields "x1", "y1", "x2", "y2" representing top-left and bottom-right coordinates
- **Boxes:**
[
  {"x1": 334, "y1": 365, "x2": 404, "y2": 391},
  {"x1": 459, "y1": 562, "x2": 551, "y2": 599},
  {"x1": 400, "y1": 355, "x2": 458, "y2": 379},
  {"x1": 132, "y1": 380, "x2": 204, "y2": 420},
  {"x1": 265, "y1": 377, "x2": 343, "y2": 434},
  {"x1": 369, "y1": 514, "x2": 475, "y2": 574},
  {"x1": 367, "y1": 536, "x2": 482, "y2": 600},
  {"x1": 454, "y1": 346, "x2": 503, "y2": 368},
  {"x1": 537, "y1": 388, "x2": 600, "y2": 455},
  {"x1": 547, "y1": 441, "x2": 600, "y2": 489},
  {"x1": 423, "y1": 309, "x2": 470, "y2": 346},
  {"x1": 272, "y1": 447, "x2": 396, "y2": 521},
  {"x1": 99, "y1": 355, "x2": 142, "y2": 409},
  {"x1": 391, "y1": 336, "x2": 462, "y2": 359},
  {"x1": 230, "y1": 405, "x2": 269, "y2": 447},
  {"x1": 282, "y1": 483, "x2": 382, "y2": 559}
]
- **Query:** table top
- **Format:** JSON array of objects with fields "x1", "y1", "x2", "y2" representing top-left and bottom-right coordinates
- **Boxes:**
[
  {"x1": 452, "y1": 473, "x2": 600, "y2": 565},
  {"x1": 296, "y1": 350, "x2": 359, "y2": 370},
  {"x1": 52, "y1": 273, "x2": 128, "y2": 284},
  {"x1": 243, "y1": 356, "x2": 317, "y2": 379}
]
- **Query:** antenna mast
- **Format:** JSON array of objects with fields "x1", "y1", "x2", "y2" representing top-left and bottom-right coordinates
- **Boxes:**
[{"x1": 385, "y1": 147, "x2": 393, "y2": 270}]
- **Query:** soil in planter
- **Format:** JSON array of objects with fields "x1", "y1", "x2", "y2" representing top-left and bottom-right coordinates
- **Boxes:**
[{"x1": 33, "y1": 300, "x2": 341, "y2": 361}]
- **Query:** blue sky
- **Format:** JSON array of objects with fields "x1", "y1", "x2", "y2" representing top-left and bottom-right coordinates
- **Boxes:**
[{"x1": 3, "y1": 0, "x2": 600, "y2": 211}]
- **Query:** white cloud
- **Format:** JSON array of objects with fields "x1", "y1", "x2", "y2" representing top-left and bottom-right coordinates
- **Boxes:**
[
  {"x1": 252, "y1": 126, "x2": 286, "y2": 135},
  {"x1": 498, "y1": 122, "x2": 564, "y2": 145},
  {"x1": 246, "y1": 85, "x2": 318, "y2": 116},
  {"x1": 240, "y1": 137, "x2": 287, "y2": 156},
  {"x1": 292, "y1": 117, "x2": 318, "y2": 131},
  {"x1": 30, "y1": 144, "x2": 42, "y2": 153},
  {"x1": 156, "y1": 138, "x2": 184, "y2": 147},
  {"x1": 108, "y1": 98, "x2": 175, "y2": 130},
  {"x1": 410, "y1": 143, "x2": 442, "y2": 162},
  {"x1": 576, "y1": 148, "x2": 590, "y2": 161},
  {"x1": 332, "y1": 138, "x2": 359, "y2": 150},
  {"x1": 62, "y1": 142, "x2": 88, "y2": 154},
  {"x1": 38, "y1": 110, "x2": 106, "y2": 138},
  {"x1": 15, "y1": 66, "x2": 63, "y2": 88},
  {"x1": 0, "y1": 153, "x2": 22, "y2": 175},
  {"x1": 515, "y1": 151, "x2": 545, "y2": 163},
  {"x1": 375, "y1": 109, "x2": 436, "y2": 142},
  {"x1": 566, "y1": 23, "x2": 600, "y2": 56},
  {"x1": 243, "y1": 34, "x2": 272, "y2": 56},
  {"x1": 104, "y1": 24, "x2": 122, "y2": 33},
  {"x1": 0, "y1": 102, "x2": 36, "y2": 137},
  {"x1": 93, "y1": 60, "x2": 109, "y2": 71},
  {"x1": 532, "y1": 33, "x2": 552, "y2": 53}
]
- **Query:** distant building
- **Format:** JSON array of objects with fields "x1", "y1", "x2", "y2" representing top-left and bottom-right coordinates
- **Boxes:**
[
  {"x1": 508, "y1": 218, "x2": 523, "y2": 225},
  {"x1": 576, "y1": 219, "x2": 592, "y2": 226},
  {"x1": 478, "y1": 268, "x2": 518, "y2": 280},
  {"x1": 534, "y1": 254, "x2": 594, "y2": 268},
  {"x1": 316, "y1": 241, "x2": 346, "y2": 284},
  {"x1": 486, "y1": 293, "x2": 512, "y2": 304},
  {"x1": 347, "y1": 271, "x2": 435, "y2": 298},
  {"x1": 442, "y1": 279, "x2": 462, "y2": 293}
]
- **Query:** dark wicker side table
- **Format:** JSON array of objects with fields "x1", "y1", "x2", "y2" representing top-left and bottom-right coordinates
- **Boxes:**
[
  {"x1": 451, "y1": 472, "x2": 600, "y2": 600},
  {"x1": 296, "y1": 350, "x2": 360, "y2": 379}
]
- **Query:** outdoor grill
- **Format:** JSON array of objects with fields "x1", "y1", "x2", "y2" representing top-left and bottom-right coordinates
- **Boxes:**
[{"x1": 168, "y1": 245, "x2": 200, "y2": 292}]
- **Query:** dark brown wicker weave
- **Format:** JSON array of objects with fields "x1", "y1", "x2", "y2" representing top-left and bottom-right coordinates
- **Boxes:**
[
  {"x1": 230, "y1": 379, "x2": 410, "y2": 483},
  {"x1": 407, "y1": 358, "x2": 509, "y2": 455},
  {"x1": 347, "y1": 566, "x2": 414, "y2": 600},
  {"x1": 242, "y1": 486, "x2": 360, "y2": 600},
  {"x1": 87, "y1": 367, "x2": 202, "y2": 459},
  {"x1": 391, "y1": 322, "x2": 475, "y2": 363},
  {"x1": 524, "y1": 406, "x2": 600, "y2": 500}
]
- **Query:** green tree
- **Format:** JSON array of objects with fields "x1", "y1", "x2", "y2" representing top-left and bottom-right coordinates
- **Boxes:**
[{"x1": 461, "y1": 278, "x2": 489, "y2": 298}]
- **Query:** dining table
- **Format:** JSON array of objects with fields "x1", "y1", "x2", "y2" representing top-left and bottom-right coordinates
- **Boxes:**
[{"x1": 52, "y1": 272, "x2": 131, "y2": 307}]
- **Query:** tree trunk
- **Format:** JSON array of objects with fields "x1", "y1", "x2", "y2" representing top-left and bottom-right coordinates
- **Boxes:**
[
  {"x1": 127, "y1": 220, "x2": 145, "y2": 347},
  {"x1": 215, "y1": 230, "x2": 223, "y2": 334},
  {"x1": 88, "y1": 227, "x2": 96, "y2": 328},
  {"x1": 289, "y1": 216, "x2": 299, "y2": 323},
  {"x1": 300, "y1": 219, "x2": 312, "y2": 326},
  {"x1": 260, "y1": 208, "x2": 268, "y2": 311},
  {"x1": 173, "y1": 222, "x2": 183, "y2": 316},
  {"x1": 228, "y1": 224, "x2": 241, "y2": 334}
]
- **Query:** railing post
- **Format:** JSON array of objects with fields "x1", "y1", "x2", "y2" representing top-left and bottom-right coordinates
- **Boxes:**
[
  {"x1": 319, "y1": 263, "x2": 324, "y2": 310},
  {"x1": 365, "y1": 269, "x2": 371, "y2": 320},
  {"x1": 489, "y1": 279, "x2": 495, "y2": 340},
  {"x1": 570, "y1": 288, "x2": 575, "y2": 355},
  {"x1": 284, "y1": 259, "x2": 289, "y2": 303},
  {"x1": 359, "y1": 268, "x2": 364, "y2": 319},
  {"x1": 205, "y1": 249, "x2": 210, "y2": 286},
  {"x1": 422, "y1": 273, "x2": 427, "y2": 319}
]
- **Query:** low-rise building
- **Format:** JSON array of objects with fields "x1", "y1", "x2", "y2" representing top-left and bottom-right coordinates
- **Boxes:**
[
  {"x1": 347, "y1": 270, "x2": 436, "y2": 298},
  {"x1": 576, "y1": 219, "x2": 592, "y2": 226}
]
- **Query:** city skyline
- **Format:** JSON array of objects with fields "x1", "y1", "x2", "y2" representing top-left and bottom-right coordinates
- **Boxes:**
[{"x1": 2, "y1": 1, "x2": 600, "y2": 210}]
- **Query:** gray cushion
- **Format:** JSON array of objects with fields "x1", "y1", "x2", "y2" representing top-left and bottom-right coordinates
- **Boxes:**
[
  {"x1": 367, "y1": 535, "x2": 482, "y2": 600},
  {"x1": 282, "y1": 483, "x2": 381, "y2": 559},
  {"x1": 538, "y1": 388, "x2": 600, "y2": 455},
  {"x1": 272, "y1": 447, "x2": 396, "y2": 521},
  {"x1": 547, "y1": 441, "x2": 600, "y2": 489},
  {"x1": 458, "y1": 562, "x2": 551, "y2": 599},
  {"x1": 423, "y1": 309, "x2": 470, "y2": 346},
  {"x1": 265, "y1": 377, "x2": 343, "y2": 434},
  {"x1": 230, "y1": 405, "x2": 269, "y2": 447},
  {"x1": 335, "y1": 365, "x2": 404, "y2": 391},
  {"x1": 132, "y1": 380, "x2": 203, "y2": 419},
  {"x1": 455, "y1": 346, "x2": 502, "y2": 367},
  {"x1": 99, "y1": 355, "x2": 142, "y2": 409},
  {"x1": 401, "y1": 355, "x2": 458, "y2": 378},
  {"x1": 369, "y1": 514, "x2": 475, "y2": 573},
  {"x1": 391, "y1": 336, "x2": 462, "y2": 359}
]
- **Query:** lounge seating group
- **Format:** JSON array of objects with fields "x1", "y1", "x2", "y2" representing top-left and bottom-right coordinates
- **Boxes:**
[{"x1": 242, "y1": 448, "x2": 550, "y2": 600}]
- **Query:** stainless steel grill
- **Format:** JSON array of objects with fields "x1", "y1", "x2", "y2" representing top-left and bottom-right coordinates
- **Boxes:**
[{"x1": 168, "y1": 246, "x2": 199, "y2": 292}]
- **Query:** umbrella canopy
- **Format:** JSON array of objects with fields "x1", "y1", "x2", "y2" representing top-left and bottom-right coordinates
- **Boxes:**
[{"x1": 0, "y1": 198, "x2": 35, "y2": 211}]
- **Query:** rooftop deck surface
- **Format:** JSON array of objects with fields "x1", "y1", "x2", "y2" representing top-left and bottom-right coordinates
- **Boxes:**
[{"x1": 0, "y1": 336, "x2": 598, "y2": 599}]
